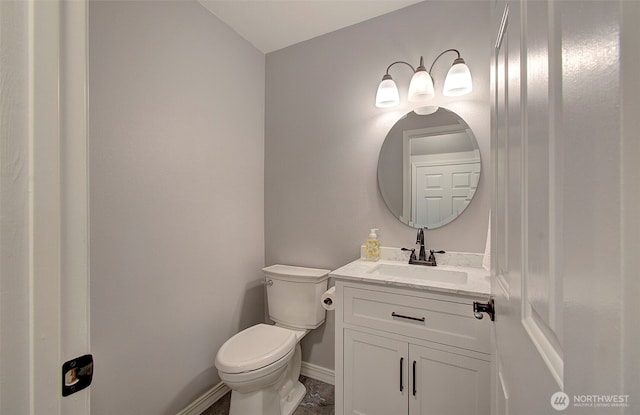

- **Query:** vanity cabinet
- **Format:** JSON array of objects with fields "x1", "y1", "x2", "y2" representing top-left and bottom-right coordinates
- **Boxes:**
[{"x1": 336, "y1": 281, "x2": 491, "y2": 415}]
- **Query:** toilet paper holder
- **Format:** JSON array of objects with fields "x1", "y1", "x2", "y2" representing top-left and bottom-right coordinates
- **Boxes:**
[{"x1": 321, "y1": 286, "x2": 336, "y2": 311}]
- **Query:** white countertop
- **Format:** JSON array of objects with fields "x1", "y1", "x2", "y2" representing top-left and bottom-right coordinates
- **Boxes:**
[{"x1": 330, "y1": 248, "x2": 491, "y2": 297}]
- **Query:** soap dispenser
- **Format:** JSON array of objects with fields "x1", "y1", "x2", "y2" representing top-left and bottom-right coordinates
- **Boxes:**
[{"x1": 365, "y1": 229, "x2": 380, "y2": 261}]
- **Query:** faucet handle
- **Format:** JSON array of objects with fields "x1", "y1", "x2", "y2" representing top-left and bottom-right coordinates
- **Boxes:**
[
  {"x1": 401, "y1": 247, "x2": 417, "y2": 261},
  {"x1": 427, "y1": 250, "x2": 446, "y2": 264}
]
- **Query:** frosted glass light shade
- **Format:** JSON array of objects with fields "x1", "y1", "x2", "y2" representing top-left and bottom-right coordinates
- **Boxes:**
[
  {"x1": 375, "y1": 75, "x2": 400, "y2": 108},
  {"x1": 443, "y1": 60, "x2": 473, "y2": 96},
  {"x1": 408, "y1": 70, "x2": 434, "y2": 102}
]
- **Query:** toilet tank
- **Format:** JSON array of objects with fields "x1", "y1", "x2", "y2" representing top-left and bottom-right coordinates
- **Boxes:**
[{"x1": 263, "y1": 265, "x2": 330, "y2": 329}]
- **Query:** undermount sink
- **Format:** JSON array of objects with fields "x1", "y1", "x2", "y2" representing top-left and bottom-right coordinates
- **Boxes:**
[{"x1": 367, "y1": 263, "x2": 468, "y2": 284}]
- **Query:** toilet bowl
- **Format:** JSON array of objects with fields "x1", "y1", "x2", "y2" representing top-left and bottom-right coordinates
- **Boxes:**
[
  {"x1": 215, "y1": 265, "x2": 330, "y2": 415},
  {"x1": 216, "y1": 324, "x2": 308, "y2": 415}
]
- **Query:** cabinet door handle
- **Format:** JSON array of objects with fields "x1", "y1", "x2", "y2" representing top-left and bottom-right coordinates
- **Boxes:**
[
  {"x1": 392, "y1": 312, "x2": 426, "y2": 322},
  {"x1": 400, "y1": 357, "x2": 404, "y2": 392},
  {"x1": 412, "y1": 360, "x2": 417, "y2": 396}
]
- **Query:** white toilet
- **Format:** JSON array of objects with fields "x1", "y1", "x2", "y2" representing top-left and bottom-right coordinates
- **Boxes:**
[{"x1": 215, "y1": 264, "x2": 330, "y2": 415}]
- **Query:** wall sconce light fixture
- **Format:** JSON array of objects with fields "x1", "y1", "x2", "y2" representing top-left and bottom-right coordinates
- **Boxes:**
[{"x1": 375, "y1": 49, "x2": 473, "y2": 108}]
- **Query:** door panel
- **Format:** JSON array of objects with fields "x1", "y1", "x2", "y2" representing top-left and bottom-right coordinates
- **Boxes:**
[
  {"x1": 524, "y1": 0, "x2": 552, "y2": 329},
  {"x1": 521, "y1": 0, "x2": 564, "y2": 386}
]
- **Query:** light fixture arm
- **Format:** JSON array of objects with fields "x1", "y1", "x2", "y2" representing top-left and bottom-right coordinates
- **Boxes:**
[
  {"x1": 384, "y1": 60, "x2": 416, "y2": 76},
  {"x1": 428, "y1": 49, "x2": 462, "y2": 75}
]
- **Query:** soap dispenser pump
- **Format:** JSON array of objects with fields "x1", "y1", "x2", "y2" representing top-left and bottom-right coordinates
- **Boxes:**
[{"x1": 365, "y1": 229, "x2": 380, "y2": 261}]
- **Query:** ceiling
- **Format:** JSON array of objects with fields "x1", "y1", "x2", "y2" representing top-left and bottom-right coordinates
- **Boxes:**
[{"x1": 198, "y1": 0, "x2": 424, "y2": 54}]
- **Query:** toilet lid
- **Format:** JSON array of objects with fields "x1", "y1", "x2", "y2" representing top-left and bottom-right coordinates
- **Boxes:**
[{"x1": 215, "y1": 324, "x2": 296, "y2": 374}]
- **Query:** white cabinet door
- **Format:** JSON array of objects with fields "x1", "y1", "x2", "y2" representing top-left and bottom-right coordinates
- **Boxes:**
[
  {"x1": 409, "y1": 344, "x2": 489, "y2": 415},
  {"x1": 343, "y1": 329, "x2": 408, "y2": 415}
]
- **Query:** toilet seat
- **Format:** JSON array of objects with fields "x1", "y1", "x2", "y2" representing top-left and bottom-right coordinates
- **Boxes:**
[{"x1": 215, "y1": 324, "x2": 296, "y2": 374}]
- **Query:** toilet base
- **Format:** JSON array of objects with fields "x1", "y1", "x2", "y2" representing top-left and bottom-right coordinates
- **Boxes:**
[
  {"x1": 228, "y1": 380, "x2": 305, "y2": 415},
  {"x1": 280, "y1": 380, "x2": 306, "y2": 415},
  {"x1": 228, "y1": 344, "x2": 305, "y2": 415}
]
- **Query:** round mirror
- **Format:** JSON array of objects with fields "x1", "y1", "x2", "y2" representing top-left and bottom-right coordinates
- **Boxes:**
[{"x1": 377, "y1": 107, "x2": 481, "y2": 229}]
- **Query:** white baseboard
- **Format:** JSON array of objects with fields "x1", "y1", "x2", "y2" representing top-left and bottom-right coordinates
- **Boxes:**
[
  {"x1": 176, "y1": 381, "x2": 230, "y2": 415},
  {"x1": 176, "y1": 362, "x2": 334, "y2": 415},
  {"x1": 300, "y1": 361, "x2": 335, "y2": 386}
]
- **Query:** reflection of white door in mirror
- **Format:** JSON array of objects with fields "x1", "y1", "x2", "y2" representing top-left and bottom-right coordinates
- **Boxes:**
[
  {"x1": 378, "y1": 107, "x2": 481, "y2": 229},
  {"x1": 412, "y1": 161, "x2": 480, "y2": 227}
]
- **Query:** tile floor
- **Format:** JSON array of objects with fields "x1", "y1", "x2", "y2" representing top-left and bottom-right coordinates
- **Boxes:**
[{"x1": 200, "y1": 376, "x2": 335, "y2": 415}]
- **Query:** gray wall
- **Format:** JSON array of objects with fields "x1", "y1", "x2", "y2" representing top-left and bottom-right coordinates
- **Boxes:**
[
  {"x1": 265, "y1": 1, "x2": 491, "y2": 370},
  {"x1": 89, "y1": 2, "x2": 265, "y2": 414}
]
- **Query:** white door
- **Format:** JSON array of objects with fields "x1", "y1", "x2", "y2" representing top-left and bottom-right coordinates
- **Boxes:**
[
  {"x1": 491, "y1": 1, "x2": 564, "y2": 412},
  {"x1": 343, "y1": 329, "x2": 408, "y2": 415},
  {"x1": 413, "y1": 163, "x2": 480, "y2": 227},
  {"x1": 409, "y1": 344, "x2": 489, "y2": 415},
  {"x1": 0, "y1": 1, "x2": 90, "y2": 414},
  {"x1": 490, "y1": 1, "x2": 638, "y2": 414}
]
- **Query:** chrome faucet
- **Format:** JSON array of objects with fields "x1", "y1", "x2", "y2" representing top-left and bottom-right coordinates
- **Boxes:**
[{"x1": 401, "y1": 227, "x2": 446, "y2": 266}]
